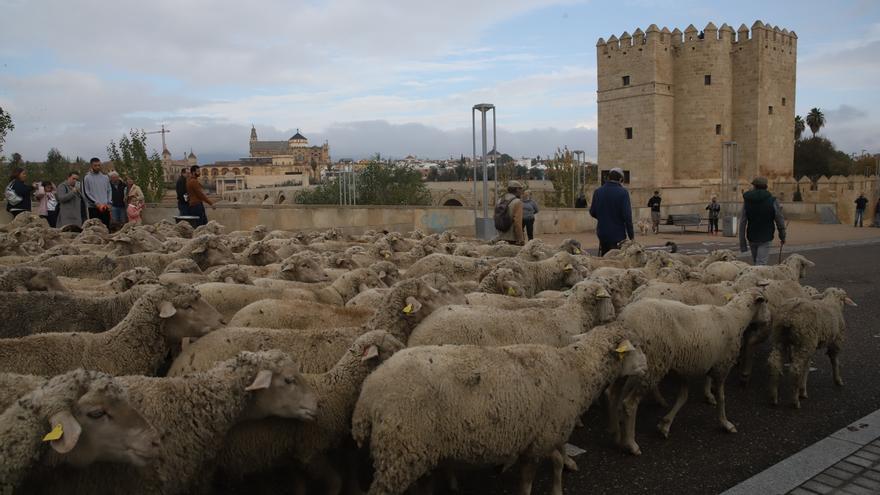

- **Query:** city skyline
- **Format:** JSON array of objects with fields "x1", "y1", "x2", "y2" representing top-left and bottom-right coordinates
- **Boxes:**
[{"x1": 1, "y1": 0, "x2": 878, "y2": 163}]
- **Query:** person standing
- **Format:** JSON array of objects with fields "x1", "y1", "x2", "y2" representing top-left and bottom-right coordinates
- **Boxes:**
[
  {"x1": 706, "y1": 196, "x2": 721, "y2": 235},
  {"x1": 494, "y1": 180, "x2": 525, "y2": 246},
  {"x1": 574, "y1": 191, "x2": 587, "y2": 209},
  {"x1": 126, "y1": 177, "x2": 145, "y2": 225},
  {"x1": 854, "y1": 193, "x2": 868, "y2": 227},
  {"x1": 186, "y1": 165, "x2": 214, "y2": 227},
  {"x1": 647, "y1": 190, "x2": 662, "y2": 234},
  {"x1": 590, "y1": 167, "x2": 634, "y2": 256},
  {"x1": 36, "y1": 181, "x2": 59, "y2": 227},
  {"x1": 5, "y1": 168, "x2": 34, "y2": 218},
  {"x1": 521, "y1": 189, "x2": 539, "y2": 241},
  {"x1": 109, "y1": 171, "x2": 128, "y2": 226},
  {"x1": 739, "y1": 177, "x2": 786, "y2": 266},
  {"x1": 56, "y1": 172, "x2": 85, "y2": 228},
  {"x1": 175, "y1": 168, "x2": 190, "y2": 216},
  {"x1": 874, "y1": 197, "x2": 880, "y2": 228},
  {"x1": 82, "y1": 158, "x2": 112, "y2": 228}
]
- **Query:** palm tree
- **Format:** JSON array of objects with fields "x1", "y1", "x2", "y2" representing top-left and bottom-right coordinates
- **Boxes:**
[
  {"x1": 794, "y1": 115, "x2": 806, "y2": 140},
  {"x1": 806, "y1": 108, "x2": 825, "y2": 137}
]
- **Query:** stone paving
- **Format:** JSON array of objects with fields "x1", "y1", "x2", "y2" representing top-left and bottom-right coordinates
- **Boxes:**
[{"x1": 789, "y1": 444, "x2": 880, "y2": 494}]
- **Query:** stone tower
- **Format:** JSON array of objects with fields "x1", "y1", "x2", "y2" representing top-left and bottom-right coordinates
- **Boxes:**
[{"x1": 596, "y1": 21, "x2": 797, "y2": 189}]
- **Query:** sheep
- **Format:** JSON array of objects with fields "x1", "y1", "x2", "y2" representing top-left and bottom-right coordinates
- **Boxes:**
[
  {"x1": 695, "y1": 249, "x2": 739, "y2": 270},
  {"x1": 28, "y1": 350, "x2": 319, "y2": 495},
  {"x1": 0, "y1": 266, "x2": 66, "y2": 292},
  {"x1": 206, "y1": 265, "x2": 254, "y2": 285},
  {"x1": 0, "y1": 285, "x2": 155, "y2": 338},
  {"x1": 585, "y1": 243, "x2": 647, "y2": 269},
  {"x1": 585, "y1": 268, "x2": 649, "y2": 312},
  {"x1": 108, "y1": 230, "x2": 165, "y2": 255},
  {"x1": 464, "y1": 291, "x2": 566, "y2": 310},
  {"x1": 735, "y1": 253, "x2": 815, "y2": 284},
  {"x1": 609, "y1": 289, "x2": 770, "y2": 455},
  {"x1": 228, "y1": 299, "x2": 373, "y2": 329},
  {"x1": 478, "y1": 252, "x2": 584, "y2": 297},
  {"x1": 0, "y1": 372, "x2": 46, "y2": 411},
  {"x1": 0, "y1": 369, "x2": 160, "y2": 491},
  {"x1": 699, "y1": 260, "x2": 751, "y2": 284},
  {"x1": 351, "y1": 324, "x2": 647, "y2": 495},
  {"x1": 275, "y1": 252, "x2": 331, "y2": 282},
  {"x1": 162, "y1": 258, "x2": 202, "y2": 274},
  {"x1": 172, "y1": 277, "x2": 461, "y2": 376},
  {"x1": 0, "y1": 284, "x2": 225, "y2": 376},
  {"x1": 514, "y1": 238, "x2": 553, "y2": 261},
  {"x1": 631, "y1": 280, "x2": 738, "y2": 306},
  {"x1": 367, "y1": 260, "x2": 400, "y2": 286},
  {"x1": 409, "y1": 280, "x2": 616, "y2": 348},
  {"x1": 233, "y1": 240, "x2": 280, "y2": 266},
  {"x1": 61, "y1": 268, "x2": 159, "y2": 294},
  {"x1": 405, "y1": 253, "x2": 498, "y2": 283},
  {"x1": 192, "y1": 219, "x2": 225, "y2": 237},
  {"x1": 768, "y1": 288, "x2": 856, "y2": 408},
  {"x1": 201, "y1": 331, "x2": 406, "y2": 492}
]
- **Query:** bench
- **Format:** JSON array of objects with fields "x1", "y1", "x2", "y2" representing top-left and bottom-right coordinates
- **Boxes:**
[{"x1": 666, "y1": 214, "x2": 702, "y2": 234}]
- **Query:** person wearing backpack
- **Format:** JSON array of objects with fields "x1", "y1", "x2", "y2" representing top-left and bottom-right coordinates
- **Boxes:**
[
  {"x1": 5, "y1": 167, "x2": 34, "y2": 217},
  {"x1": 494, "y1": 180, "x2": 525, "y2": 245},
  {"x1": 589, "y1": 167, "x2": 634, "y2": 256}
]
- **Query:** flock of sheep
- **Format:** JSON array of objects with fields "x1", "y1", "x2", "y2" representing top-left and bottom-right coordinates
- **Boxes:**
[{"x1": 0, "y1": 211, "x2": 857, "y2": 495}]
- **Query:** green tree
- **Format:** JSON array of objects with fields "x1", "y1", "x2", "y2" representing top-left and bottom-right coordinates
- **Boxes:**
[
  {"x1": 0, "y1": 107, "x2": 13, "y2": 156},
  {"x1": 544, "y1": 148, "x2": 575, "y2": 207},
  {"x1": 296, "y1": 162, "x2": 431, "y2": 206},
  {"x1": 107, "y1": 129, "x2": 165, "y2": 202},
  {"x1": 794, "y1": 115, "x2": 806, "y2": 140},
  {"x1": 426, "y1": 167, "x2": 439, "y2": 182},
  {"x1": 806, "y1": 108, "x2": 825, "y2": 137},
  {"x1": 43, "y1": 148, "x2": 71, "y2": 184},
  {"x1": 794, "y1": 136, "x2": 853, "y2": 179}
]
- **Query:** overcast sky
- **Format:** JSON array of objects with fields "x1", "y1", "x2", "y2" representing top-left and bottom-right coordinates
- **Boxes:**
[{"x1": 1, "y1": 0, "x2": 878, "y2": 163}]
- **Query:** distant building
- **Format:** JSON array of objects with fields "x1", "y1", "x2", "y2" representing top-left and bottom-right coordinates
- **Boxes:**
[{"x1": 161, "y1": 148, "x2": 197, "y2": 182}]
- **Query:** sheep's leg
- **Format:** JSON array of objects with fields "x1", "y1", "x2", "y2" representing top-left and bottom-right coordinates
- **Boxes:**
[
  {"x1": 712, "y1": 369, "x2": 737, "y2": 433},
  {"x1": 550, "y1": 449, "x2": 565, "y2": 495},
  {"x1": 767, "y1": 345, "x2": 785, "y2": 406},
  {"x1": 703, "y1": 375, "x2": 716, "y2": 405},
  {"x1": 788, "y1": 349, "x2": 812, "y2": 409},
  {"x1": 658, "y1": 377, "x2": 689, "y2": 438},
  {"x1": 368, "y1": 449, "x2": 431, "y2": 495},
  {"x1": 442, "y1": 467, "x2": 459, "y2": 492},
  {"x1": 828, "y1": 342, "x2": 844, "y2": 386},
  {"x1": 605, "y1": 380, "x2": 625, "y2": 441},
  {"x1": 517, "y1": 456, "x2": 539, "y2": 495},
  {"x1": 620, "y1": 384, "x2": 644, "y2": 455},
  {"x1": 651, "y1": 385, "x2": 669, "y2": 408}
]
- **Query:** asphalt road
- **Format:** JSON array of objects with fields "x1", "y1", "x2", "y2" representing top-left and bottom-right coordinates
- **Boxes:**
[{"x1": 452, "y1": 242, "x2": 880, "y2": 495}]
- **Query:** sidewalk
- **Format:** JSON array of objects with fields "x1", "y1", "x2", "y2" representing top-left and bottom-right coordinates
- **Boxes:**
[
  {"x1": 721, "y1": 409, "x2": 880, "y2": 495},
  {"x1": 537, "y1": 221, "x2": 880, "y2": 251}
]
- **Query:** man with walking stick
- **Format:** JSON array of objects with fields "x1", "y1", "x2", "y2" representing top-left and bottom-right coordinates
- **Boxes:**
[{"x1": 738, "y1": 176, "x2": 786, "y2": 266}]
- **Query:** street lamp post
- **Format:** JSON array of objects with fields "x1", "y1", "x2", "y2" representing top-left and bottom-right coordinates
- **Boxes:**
[{"x1": 472, "y1": 104, "x2": 497, "y2": 239}]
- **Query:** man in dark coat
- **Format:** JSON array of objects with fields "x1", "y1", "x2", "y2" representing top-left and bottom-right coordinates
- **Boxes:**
[
  {"x1": 589, "y1": 167, "x2": 634, "y2": 256},
  {"x1": 176, "y1": 169, "x2": 190, "y2": 216},
  {"x1": 738, "y1": 177, "x2": 786, "y2": 265}
]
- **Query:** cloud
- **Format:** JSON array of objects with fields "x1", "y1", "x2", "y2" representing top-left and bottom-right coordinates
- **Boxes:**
[{"x1": 823, "y1": 104, "x2": 868, "y2": 121}]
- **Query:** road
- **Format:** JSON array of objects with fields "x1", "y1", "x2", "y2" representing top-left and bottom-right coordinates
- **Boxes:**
[{"x1": 455, "y1": 242, "x2": 880, "y2": 494}]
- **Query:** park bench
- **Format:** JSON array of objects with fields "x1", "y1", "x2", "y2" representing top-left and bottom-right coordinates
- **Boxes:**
[{"x1": 666, "y1": 214, "x2": 702, "y2": 234}]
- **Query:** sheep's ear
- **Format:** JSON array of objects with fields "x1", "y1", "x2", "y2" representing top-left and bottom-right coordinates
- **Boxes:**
[
  {"x1": 563, "y1": 264, "x2": 574, "y2": 272},
  {"x1": 245, "y1": 370, "x2": 274, "y2": 391},
  {"x1": 158, "y1": 301, "x2": 177, "y2": 319},
  {"x1": 361, "y1": 345, "x2": 380, "y2": 362},
  {"x1": 46, "y1": 410, "x2": 82, "y2": 454},
  {"x1": 757, "y1": 279, "x2": 771, "y2": 287},
  {"x1": 595, "y1": 288, "x2": 611, "y2": 299},
  {"x1": 845, "y1": 297, "x2": 857, "y2": 307},
  {"x1": 403, "y1": 296, "x2": 422, "y2": 314},
  {"x1": 613, "y1": 340, "x2": 635, "y2": 360},
  {"x1": 191, "y1": 244, "x2": 207, "y2": 254},
  {"x1": 505, "y1": 285, "x2": 518, "y2": 297}
]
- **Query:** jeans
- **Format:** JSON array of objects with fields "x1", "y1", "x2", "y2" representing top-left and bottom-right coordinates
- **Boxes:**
[
  {"x1": 111, "y1": 205, "x2": 128, "y2": 224},
  {"x1": 523, "y1": 217, "x2": 535, "y2": 241},
  {"x1": 749, "y1": 241, "x2": 771, "y2": 266},
  {"x1": 189, "y1": 203, "x2": 208, "y2": 227},
  {"x1": 855, "y1": 209, "x2": 864, "y2": 227},
  {"x1": 87, "y1": 207, "x2": 110, "y2": 227},
  {"x1": 651, "y1": 211, "x2": 661, "y2": 233},
  {"x1": 708, "y1": 217, "x2": 719, "y2": 233}
]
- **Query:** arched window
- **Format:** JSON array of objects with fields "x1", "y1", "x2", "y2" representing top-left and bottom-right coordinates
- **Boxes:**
[
  {"x1": 232, "y1": 168, "x2": 241, "y2": 175},
  {"x1": 211, "y1": 168, "x2": 219, "y2": 177},
  {"x1": 243, "y1": 167, "x2": 251, "y2": 175}
]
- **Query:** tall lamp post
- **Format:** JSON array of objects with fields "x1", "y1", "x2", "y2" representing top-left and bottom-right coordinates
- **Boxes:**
[{"x1": 472, "y1": 104, "x2": 497, "y2": 239}]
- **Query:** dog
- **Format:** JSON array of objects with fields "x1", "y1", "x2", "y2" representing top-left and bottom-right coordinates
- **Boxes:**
[{"x1": 636, "y1": 219, "x2": 651, "y2": 236}]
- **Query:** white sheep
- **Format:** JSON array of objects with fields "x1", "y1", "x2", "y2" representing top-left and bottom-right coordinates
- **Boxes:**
[
  {"x1": 478, "y1": 252, "x2": 584, "y2": 297},
  {"x1": 351, "y1": 325, "x2": 647, "y2": 494},
  {"x1": 735, "y1": 253, "x2": 815, "y2": 284},
  {"x1": 228, "y1": 299, "x2": 373, "y2": 329},
  {"x1": 0, "y1": 266, "x2": 67, "y2": 292},
  {"x1": 768, "y1": 288, "x2": 856, "y2": 408}
]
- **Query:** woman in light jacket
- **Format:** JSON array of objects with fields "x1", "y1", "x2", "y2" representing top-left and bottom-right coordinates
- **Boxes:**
[{"x1": 56, "y1": 172, "x2": 85, "y2": 228}]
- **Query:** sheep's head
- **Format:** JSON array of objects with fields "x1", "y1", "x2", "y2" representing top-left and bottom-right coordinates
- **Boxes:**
[
  {"x1": 241, "y1": 241, "x2": 280, "y2": 266},
  {"x1": 187, "y1": 235, "x2": 234, "y2": 270},
  {"x1": 233, "y1": 350, "x2": 318, "y2": 422},
  {"x1": 561, "y1": 238, "x2": 583, "y2": 255},
  {"x1": 348, "y1": 330, "x2": 405, "y2": 368},
  {"x1": 610, "y1": 339, "x2": 647, "y2": 378},
  {"x1": 111, "y1": 268, "x2": 159, "y2": 292},
  {"x1": 81, "y1": 218, "x2": 109, "y2": 234},
  {"x1": 785, "y1": 254, "x2": 815, "y2": 279},
  {"x1": 327, "y1": 252, "x2": 356, "y2": 270},
  {"x1": 351, "y1": 268, "x2": 387, "y2": 294},
  {"x1": 408, "y1": 229, "x2": 425, "y2": 240},
  {"x1": 173, "y1": 221, "x2": 194, "y2": 238},
  {"x1": 151, "y1": 284, "x2": 225, "y2": 340},
  {"x1": 392, "y1": 276, "x2": 466, "y2": 319},
  {"x1": 369, "y1": 261, "x2": 400, "y2": 286},
  {"x1": 623, "y1": 243, "x2": 648, "y2": 267},
  {"x1": 280, "y1": 253, "x2": 330, "y2": 282},
  {"x1": 25, "y1": 267, "x2": 67, "y2": 292},
  {"x1": 28, "y1": 370, "x2": 160, "y2": 468},
  {"x1": 518, "y1": 239, "x2": 550, "y2": 261},
  {"x1": 251, "y1": 224, "x2": 269, "y2": 241},
  {"x1": 206, "y1": 265, "x2": 253, "y2": 285},
  {"x1": 453, "y1": 243, "x2": 480, "y2": 258},
  {"x1": 570, "y1": 280, "x2": 616, "y2": 324},
  {"x1": 163, "y1": 258, "x2": 202, "y2": 274},
  {"x1": 822, "y1": 287, "x2": 857, "y2": 307},
  {"x1": 192, "y1": 220, "x2": 225, "y2": 237},
  {"x1": 733, "y1": 288, "x2": 771, "y2": 327},
  {"x1": 557, "y1": 256, "x2": 585, "y2": 287}
]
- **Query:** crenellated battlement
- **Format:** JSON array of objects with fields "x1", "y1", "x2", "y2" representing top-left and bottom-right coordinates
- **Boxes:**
[{"x1": 597, "y1": 20, "x2": 797, "y2": 52}]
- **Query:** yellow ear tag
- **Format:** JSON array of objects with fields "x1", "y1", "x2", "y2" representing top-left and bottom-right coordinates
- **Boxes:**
[
  {"x1": 614, "y1": 340, "x2": 634, "y2": 360},
  {"x1": 43, "y1": 424, "x2": 63, "y2": 442},
  {"x1": 507, "y1": 287, "x2": 516, "y2": 296},
  {"x1": 724, "y1": 294, "x2": 733, "y2": 301},
  {"x1": 384, "y1": 253, "x2": 391, "y2": 259},
  {"x1": 402, "y1": 303, "x2": 413, "y2": 314},
  {"x1": 666, "y1": 261, "x2": 673, "y2": 267},
  {"x1": 574, "y1": 248, "x2": 581, "y2": 254}
]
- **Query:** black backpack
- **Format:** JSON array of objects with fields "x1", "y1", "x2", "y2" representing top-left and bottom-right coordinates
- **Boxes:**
[{"x1": 493, "y1": 197, "x2": 514, "y2": 232}]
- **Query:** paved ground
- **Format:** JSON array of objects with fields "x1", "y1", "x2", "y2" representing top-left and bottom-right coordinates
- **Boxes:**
[{"x1": 447, "y1": 242, "x2": 880, "y2": 494}]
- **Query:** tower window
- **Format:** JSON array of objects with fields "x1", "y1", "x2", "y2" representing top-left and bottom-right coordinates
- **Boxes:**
[
  {"x1": 622, "y1": 75, "x2": 630, "y2": 86},
  {"x1": 715, "y1": 124, "x2": 722, "y2": 135},
  {"x1": 782, "y1": 97, "x2": 786, "y2": 106},
  {"x1": 704, "y1": 75, "x2": 711, "y2": 85},
  {"x1": 625, "y1": 127, "x2": 633, "y2": 140},
  {"x1": 768, "y1": 106, "x2": 774, "y2": 115}
]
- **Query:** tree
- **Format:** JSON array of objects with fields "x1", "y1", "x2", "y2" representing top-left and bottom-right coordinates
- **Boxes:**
[
  {"x1": 9, "y1": 153, "x2": 22, "y2": 169},
  {"x1": 794, "y1": 136, "x2": 853, "y2": 179},
  {"x1": 107, "y1": 129, "x2": 165, "y2": 202},
  {"x1": 426, "y1": 167, "x2": 439, "y2": 182},
  {"x1": 794, "y1": 115, "x2": 806, "y2": 140},
  {"x1": 0, "y1": 107, "x2": 13, "y2": 156},
  {"x1": 296, "y1": 162, "x2": 432, "y2": 206},
  {"x1": 545, "y1": 148, "x2": 575, "y2": 207},
  {"x1": 806, "y1": 108, "x2": 825, "y2": 137},
  {"x1": 43, "y1": 148, "x2": 71, "y2": 184}
]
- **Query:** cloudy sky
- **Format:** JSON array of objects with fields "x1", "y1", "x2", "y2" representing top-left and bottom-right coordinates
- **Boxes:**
[{"x1": 1, "y1": 0, "x2": 878, "y2": 163}]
